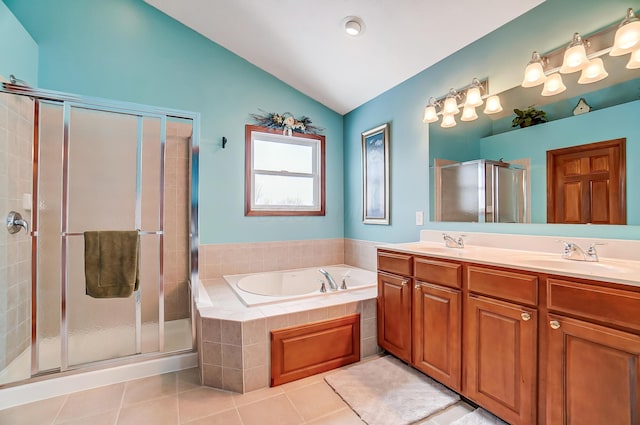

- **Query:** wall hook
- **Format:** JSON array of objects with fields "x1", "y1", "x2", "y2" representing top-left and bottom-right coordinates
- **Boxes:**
[{"x1": 222, "y1": 136, "x2": 228, "y2": 149}]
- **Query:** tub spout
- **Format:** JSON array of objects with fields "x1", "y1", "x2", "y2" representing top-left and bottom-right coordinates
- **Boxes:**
[{"x1": 318, "y1": 269, "x2": 339, "y2": 291}]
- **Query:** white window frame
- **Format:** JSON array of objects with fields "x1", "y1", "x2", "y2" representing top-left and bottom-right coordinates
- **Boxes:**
[{"x1": 245, "y1": 125, "x2": 325, "y2": 216}]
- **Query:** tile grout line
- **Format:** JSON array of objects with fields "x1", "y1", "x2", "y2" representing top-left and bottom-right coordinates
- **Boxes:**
[
  {"x1": 49, "y1": 394, "x2": 70, "y2": 425},
  {"x1": 113, "y1": 380, "x2": 128, "y2": 425}
]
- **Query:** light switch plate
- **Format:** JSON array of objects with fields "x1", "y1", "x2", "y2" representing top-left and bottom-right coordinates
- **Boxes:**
[{"x1": 415, "y1": 211, "x2": 424, "y2": 226}]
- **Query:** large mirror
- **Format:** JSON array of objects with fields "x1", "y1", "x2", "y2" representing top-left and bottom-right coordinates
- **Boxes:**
[{"x1": 429, "y1": 51, "x2": 640, "y2": 225}]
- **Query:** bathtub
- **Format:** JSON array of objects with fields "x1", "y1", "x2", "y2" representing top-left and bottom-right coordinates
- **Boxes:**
[{"x1": 224, "y1": 265, "x2": 377, "y2": 306}]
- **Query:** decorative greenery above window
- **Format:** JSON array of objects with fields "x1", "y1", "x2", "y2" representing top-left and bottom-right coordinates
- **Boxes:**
[{"x1": 245, "y1": 125, "x2": 325, "y2": 216}]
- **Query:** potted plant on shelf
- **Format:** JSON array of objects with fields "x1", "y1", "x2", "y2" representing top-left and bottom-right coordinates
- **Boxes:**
[{"x1": 512, "y1": 106, "x2": 548, "y2": 128}]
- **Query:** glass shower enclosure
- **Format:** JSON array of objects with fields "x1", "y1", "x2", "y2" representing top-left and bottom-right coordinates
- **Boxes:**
[
  {"x1": 435, "y1": 159, "x2": 527, "y2": 223},
  {"x1": 0, "y1": 84, "x2": 199, "y2": 386}
]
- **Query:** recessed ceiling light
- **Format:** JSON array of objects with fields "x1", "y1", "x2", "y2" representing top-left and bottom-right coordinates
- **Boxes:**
[{"x1": 343, "y1": 16, "x2": 364, "y2": 36}]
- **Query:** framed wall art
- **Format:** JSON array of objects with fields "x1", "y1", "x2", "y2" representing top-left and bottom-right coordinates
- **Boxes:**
[{"x1": 361, "y1": 123, "x2": 390, "y2": 225}]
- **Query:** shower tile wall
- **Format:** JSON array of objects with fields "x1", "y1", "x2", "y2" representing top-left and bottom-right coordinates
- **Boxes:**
[
  {"x1": 163, "y1": 129, "x2": 191, "y2": 322},
  {"x1": 0, "y1": 92, "x2": 33, "y2": 371}
]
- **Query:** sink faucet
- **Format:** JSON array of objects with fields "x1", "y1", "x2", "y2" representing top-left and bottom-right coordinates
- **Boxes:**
[
  {"x1": 319, "y1": 269, "x2": 339, "y2": 291},
  {"x1": 443, "y1": 233, "x2": 464, "y2": 248},
  {"x1": 560, "y1": 241, "x2": 599, "y2": 262}
]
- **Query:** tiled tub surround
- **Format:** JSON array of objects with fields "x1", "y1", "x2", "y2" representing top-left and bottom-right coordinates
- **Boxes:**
[{"x1": 197, "y1": 273, "x2": 378, "y2": 393}]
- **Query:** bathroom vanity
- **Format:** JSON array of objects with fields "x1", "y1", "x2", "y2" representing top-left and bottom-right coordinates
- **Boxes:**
[{"x1": 377, "y1": 237, "x2": 640, "y2": 425}]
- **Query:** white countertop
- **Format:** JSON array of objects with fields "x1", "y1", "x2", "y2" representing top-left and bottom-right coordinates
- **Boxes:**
[{"x1": 378, "y1": 240, "x2": 640, "y2": 288}]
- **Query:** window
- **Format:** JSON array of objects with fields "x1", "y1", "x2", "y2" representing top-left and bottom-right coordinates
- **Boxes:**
[{"x1": 245, "y1": 125, "x2": 325, "y2": 216}]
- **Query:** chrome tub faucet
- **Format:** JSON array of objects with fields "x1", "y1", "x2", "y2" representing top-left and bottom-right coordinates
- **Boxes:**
[{"x1": 319, "y1": 269, "x2": 339, "y2": 291}]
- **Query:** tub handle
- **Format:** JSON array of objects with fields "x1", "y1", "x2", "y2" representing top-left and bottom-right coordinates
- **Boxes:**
[
  {"x1": 340, "y1": 278, "x2": 347, "y2": 290},
  {"x1": 320, "y1": 282, "x2": 327, "y2": 293}
]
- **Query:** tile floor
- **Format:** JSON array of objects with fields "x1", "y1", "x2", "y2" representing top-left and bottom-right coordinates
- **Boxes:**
[{"x1": 0, "y1": 363, "x2": 476, "y2": 425}]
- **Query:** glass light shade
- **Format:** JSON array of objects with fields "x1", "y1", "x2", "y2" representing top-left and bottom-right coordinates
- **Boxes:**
[
  {"x1": 560, "y1": 44, "x2": 589, "y2": 73},
  {"x1": 523, "y1": 62, "x2": 546, "y2": 88},
  {"x1": 443, "y1": 96, "x2": 460, "y2": 115},
  {"x1": 423, "y1": 105, "x2": 438, "y2": 123},
  {"x1": 441, "y1": 114, "x2": 456, "y2": 128},
  {"x1": 345, "y1": 20, "x2": 361, "y2": 36},
  {"x1": 610, "y1": 9, "x2": 640, "y2": 56},
  {"x1": 578, "y1": 58, "x2": 608, "y2": 84},
  {"x1": 626, "y1": 48, "x2": 640, "y2": 69},
  {"x1": 464, "y1": 87, "x2": 483, "y2": 107},
  {"x1": 541, "y1": 73, "x2": 567, "y2": 96},
  {"x1": 460, "y1": 105, "x2": 478, "y2": 122},
  {"x1": 483, "y1": 95, "x2": 503, "y2": 114}
]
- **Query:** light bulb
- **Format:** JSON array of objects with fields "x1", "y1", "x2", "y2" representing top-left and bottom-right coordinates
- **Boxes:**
[
  {"x1": 541, "y1": 73, "x2": 567, "y2": 96},
  {"x1": 441, "y1": 114, "x2": 456, "y2": 128},
  {"x1": 464, "y1": 87, "x2": 483, "y2": 107},
  {"x1": 578, "y1": 58, "x2": 608, "y2": 84},
  {"x1": 443, "y1": 95, "x2": 459, "y2": 115},
  {"x1": 611, "y1": 8, "x2": 640, "y2": 56},
  {"x1": 483, "y1": 95, "x2": 503, "y2": 114},
  {"x1": 423, "y1": 105, "x2": 438, "y2": 123},
  {"x1": 460, "y1": 105, "x2": 478, "y2": 122},
  {"x1": 626, "y1": 48, "x2": 640, "y2": 69},
  {"x1": 560, "y1": 33, "x2": 589, "y2": 73},
  {"x1": 522, "y1": 52, "x2": 546, "y2": 88},
  {"x1": 345, "y1": 20, "x2": 361, "y2": 36}
]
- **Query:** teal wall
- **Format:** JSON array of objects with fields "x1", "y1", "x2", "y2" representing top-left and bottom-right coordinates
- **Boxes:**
[
  {"x1": 344, "y1": 0, "x2": 640, "y2": 242},
  {"x1": 4, "y1": 0, "x2": 344, "y2": 244},
  {"x1": 0, "y1": 1, "x2": 37, "y2": 85}
]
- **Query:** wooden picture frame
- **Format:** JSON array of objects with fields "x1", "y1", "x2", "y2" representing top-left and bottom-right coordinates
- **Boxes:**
[{"x1": 361, "y1": 123, "x2": 390, "y2": 224}]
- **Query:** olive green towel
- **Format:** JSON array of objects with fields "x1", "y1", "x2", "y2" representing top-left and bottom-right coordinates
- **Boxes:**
[{"x1": 84, "y1": 231, "x2": 140, "y2": 298}]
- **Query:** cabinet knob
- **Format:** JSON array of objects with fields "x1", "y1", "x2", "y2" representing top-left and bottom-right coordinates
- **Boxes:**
[
  {"x1": 401, "y1": 279, "x2": 408, "y2": 287},
  {"x1": 415, "y1": 284, "x2": 421, "y2": 290},
  {"x1": 550, "y1": 320, "x2": 561, "y2": 330},
  {"x1": 521, "y1": 312, "x2": 532, "y2": 321}
]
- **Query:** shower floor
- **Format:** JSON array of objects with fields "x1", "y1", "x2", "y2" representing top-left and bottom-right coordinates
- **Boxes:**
[{"x1": 0, "y1": 318, "x2": 192, "y2": 386}]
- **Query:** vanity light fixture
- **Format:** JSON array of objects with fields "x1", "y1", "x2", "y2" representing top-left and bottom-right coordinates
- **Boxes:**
[
  {"x1": 578, "y1": 57, "x2": 608, "y2": 84},
  {"x1": 610, "y1": 8, "x2": 640, "y2": 56},
  {"x1": 522, "y1": 8, "x2": 639, "y2": 96},
  {"x1": 560, "y1": 33, "x2": 589, "y2": 73},
  {"x1": 421, "y1": 78, "x2": 496, "y2": 127},
  {"x1": 626, "y1": 48, "x2": 640, "y2": 69},
  {"x1": 521, "y1": 51, "x2": 547, "y2": 87},
  {"x1": 483, "y1": 95, "x2": 503, "y2": 114},
  {"x1": 541, "y1": 73, "x2": 567, "y2": 96}
]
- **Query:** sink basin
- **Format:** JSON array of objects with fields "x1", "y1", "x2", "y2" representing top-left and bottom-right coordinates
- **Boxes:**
[{"x1": 515, "y1": 256, "x2": 632, "y2": 274}]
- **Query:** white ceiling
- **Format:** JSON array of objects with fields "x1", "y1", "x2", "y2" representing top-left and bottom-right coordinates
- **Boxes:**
[{"x1": 144, "y1": 0, "x2": 545, "y2": 115}]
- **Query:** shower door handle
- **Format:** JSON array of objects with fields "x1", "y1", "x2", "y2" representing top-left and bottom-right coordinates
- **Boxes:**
[{"x1": 6, "y1": 211, "x2": 29, "y2": 234}]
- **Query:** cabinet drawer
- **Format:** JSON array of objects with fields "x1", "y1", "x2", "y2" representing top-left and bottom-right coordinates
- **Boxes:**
[
  {"x1": 414, "y1": 257, "x2": 461, "y2": 288},
  {"x1": 547, "y1": 278, "x2": 640, "y2": 332},
  {"x1": 467, "y1": 266, "x2": 538, "y2": 306},
  {"x1": 378, "y1": 251, "x2": 412, "y2": 276}
]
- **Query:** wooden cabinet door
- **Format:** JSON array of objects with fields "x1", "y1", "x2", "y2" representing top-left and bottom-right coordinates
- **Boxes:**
[
  {"x1": 377, "y1": 271, "x2": 412, "y2": 362},
  {"x1": 412, "y1": 282, "x2": 461, "y2": 390},
  {"x1": 546, "y1": 314, "x2": 640, "y2": 425},
  {"x1": 465, "y1": 295, "x2": 537, "y2": 425}
]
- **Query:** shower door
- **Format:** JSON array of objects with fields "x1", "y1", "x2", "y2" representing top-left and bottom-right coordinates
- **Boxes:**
[
  {"x1": 0, "y1": 85, "x2": 197, "y2": 386},
  {"x1": 0, "y1": 91, "x2": 34, "y2": 385}
]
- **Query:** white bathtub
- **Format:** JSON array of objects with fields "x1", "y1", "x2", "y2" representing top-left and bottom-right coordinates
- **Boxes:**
[{"x1": 224, "y1": 265, "x2": 377, "y2": 306}]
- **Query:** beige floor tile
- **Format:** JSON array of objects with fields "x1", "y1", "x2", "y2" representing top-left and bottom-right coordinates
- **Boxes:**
[
  {"x1": 307, "y1": 408, "x2": 365, "y2": 425},
  {"x1": 237, "y1": 393, "x2": 304, "y2": 425},
  {"x1": 181, "y1": 408, "x2": 242, "y2": 425},
  {"x1": 0, "y1": 396, "x2": 66, "y2": 425},
  {"x1": 278, "y1": 371, "x2": 326, "y2": 392},
  {"x1": 55, "y1": 383, "x2": 125, "y2": 423},
  {"x1": 177, "y1": 387, "x2": 235, "y2": 424},
  {"x1": 122, "y1": 372, "x2": 177, "y2": 406},
  {"x1": 56, "y1": 409, "x2": 118, "y2": 425},
  {"x1": 177, "y1": 368, "x2": 201, "y2": 392},
  {"x1": 286, "y1": 382, "x2": 347, "y2": 421},
  {"x1": 232, "y1": 385, "x2": 284, "y2": 408},
  {"x1": 116, "y1": 395, "x2": 178, "y2": 425}
]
